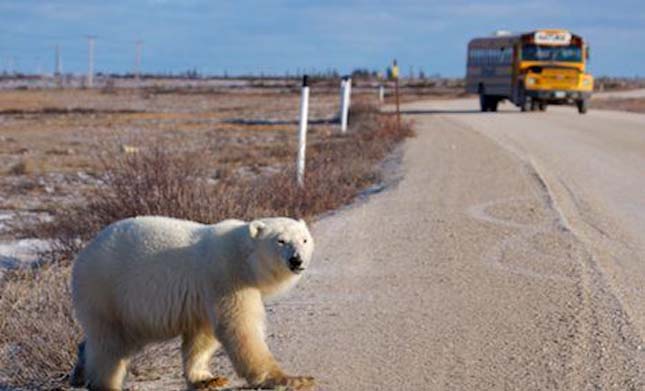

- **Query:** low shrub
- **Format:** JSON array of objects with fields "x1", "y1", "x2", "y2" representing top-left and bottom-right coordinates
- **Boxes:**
[{"x1": 7, "y1": 158, "x2": 37, "y2": 176}]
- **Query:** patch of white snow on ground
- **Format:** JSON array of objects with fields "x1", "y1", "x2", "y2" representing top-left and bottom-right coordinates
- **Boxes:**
[
  {"x1": 0, "y1": 238, "x2": 50, "y2": 270},
  {"x1": 0, "y1": 212, "x2": 12, "y2": 231}
]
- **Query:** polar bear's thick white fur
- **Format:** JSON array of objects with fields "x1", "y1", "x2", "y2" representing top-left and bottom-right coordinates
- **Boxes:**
[{"x1": 70, "y1": 216, "x2": 315, "y2": 390}]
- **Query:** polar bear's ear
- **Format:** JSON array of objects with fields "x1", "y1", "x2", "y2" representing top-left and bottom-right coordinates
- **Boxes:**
[
  {"x1": 249, "y1": 220, "x2": 266, "y2": 239},
  {"x1": 298, "y1": 218, "x2": 307, "y2": 226}
]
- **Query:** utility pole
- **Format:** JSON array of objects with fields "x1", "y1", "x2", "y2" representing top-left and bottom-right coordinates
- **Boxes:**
[
  {"x1": 55, "y1": 45, "x2": 62, "y2": 76},
  {"x1": 7, "y1": 57, "x2": 15, "y2": 75},
  {"x1": 86, "y1": 36, "x2": 95, "y2": 88},
  {"x1": 134, "y1": 40, "x2": 142, "y2": 80},
  {"x1": 35, "y1": 56, "x2": 43, "y2": 76}
]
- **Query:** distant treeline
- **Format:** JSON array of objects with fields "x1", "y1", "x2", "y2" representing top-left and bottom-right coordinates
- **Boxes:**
[
  {"x1": 1, "y1": 71, "x2": 640, "y2": 93},
  {"x1": 594, "y1": 76, "x2": 645, "y2": 91},
  {"x1": 0, "y1": 66, "x2": 446, "y2": 81}
]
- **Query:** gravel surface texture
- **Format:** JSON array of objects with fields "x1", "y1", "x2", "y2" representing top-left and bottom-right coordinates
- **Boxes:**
[
  {"x1": 132, "y1": 98, "x2": 644, "y2": 390},
  {"x1": 265, "y1": 99, "x2": 645, "y2": 390}
]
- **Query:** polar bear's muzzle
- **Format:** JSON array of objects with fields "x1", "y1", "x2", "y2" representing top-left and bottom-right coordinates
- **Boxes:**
[{"x1": 288, "y1": 254, "x2": 305, "y2": 274}]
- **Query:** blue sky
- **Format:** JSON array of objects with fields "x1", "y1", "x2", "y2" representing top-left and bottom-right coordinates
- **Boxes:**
[{"x1": 0, "y1": 0, "x2": 643, "y2": 77}]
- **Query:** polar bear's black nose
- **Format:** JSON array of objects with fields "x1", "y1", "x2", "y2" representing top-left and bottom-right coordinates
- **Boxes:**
[{"x1": 288, "y1": 255, "x2": 304, "y2": 272}]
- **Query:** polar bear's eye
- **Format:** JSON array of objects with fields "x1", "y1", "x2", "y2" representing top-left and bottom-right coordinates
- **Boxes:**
[
  {"x1": 277, "y1": 239, "x2": 286, "y2": 245},
  {"x1": 303, "y1": 239, "x2": 308, "y2": 244}
]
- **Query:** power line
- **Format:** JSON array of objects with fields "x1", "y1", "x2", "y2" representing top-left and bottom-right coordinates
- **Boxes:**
[
  {"x1": 0, "y1": 28, "x2": 141, "y2": 46},
  {"x1": 0, "y1": 28, "x2": 73, "y2": 41}
]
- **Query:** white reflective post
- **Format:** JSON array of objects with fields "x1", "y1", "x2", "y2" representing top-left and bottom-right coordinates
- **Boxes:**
[
  {"x1": 378, "y1": 84, "x2": 385, "y2": 103},
  {"x1": 296, "y1": 75, "x2": 309, "y2": 187}
]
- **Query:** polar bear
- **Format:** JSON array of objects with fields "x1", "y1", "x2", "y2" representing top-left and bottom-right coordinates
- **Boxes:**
[{"x1": 69, "y1": 216, "x2": 315, "y2": 390}]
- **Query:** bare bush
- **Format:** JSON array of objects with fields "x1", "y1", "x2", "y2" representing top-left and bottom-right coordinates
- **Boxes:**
[
  {"x1": 0, "y1": 104, "x2": 413, "y2": 389},
  {"x1": 33, "y1": 142, "x2": 219, "y2": 261},
  {"x1": 7, "y1": 158, "x2": 37, "y2": 176},
  {"x1": 0, "y1": 263, "x2": 80, "y2": 389}
]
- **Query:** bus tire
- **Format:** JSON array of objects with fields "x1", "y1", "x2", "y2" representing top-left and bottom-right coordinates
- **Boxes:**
[
  {"x1": 518, "y1": 86, "x2": 530, "y2": 112},
  {"x1": 479, "y1": 94, "x2": 489, "y2": 112},
  {"x1": 489, "y1": 98, "x2": 499, "y2": 112},
  {"x1": 539, "y1": 102, "x2": 547, "y2": 111},
  {"x1": 576, "y1": 99, "x2": 588, "y2": 114}
]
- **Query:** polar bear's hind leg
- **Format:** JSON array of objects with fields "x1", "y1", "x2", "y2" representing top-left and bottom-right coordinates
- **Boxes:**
[
  {"x1": 84, "y1": 332, "x2": 130, "y2": 390},
  {"x1": 69, "y1": 340, "x2": 86, "y2": 387}
]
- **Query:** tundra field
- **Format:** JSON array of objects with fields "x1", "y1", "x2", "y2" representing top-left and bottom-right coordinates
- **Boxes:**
[
  {"x1": 0, "y1": 78, "x2": 466, "y2": 251},
  {"x1": 1, "y1": 78, "x2": 644, "y2": 390},
  {"x1": 0, "y1": 84, "x2": 343, "y2": 225},
  {"x1": 0, "y1": 79, "x2": 418, "y2": 390}
]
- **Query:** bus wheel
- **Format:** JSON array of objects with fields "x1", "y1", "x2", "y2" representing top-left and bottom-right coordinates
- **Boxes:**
[
  {"x1": 530, "y1": 100, "x2": 538, "y2": 111},
  {"x1": 479, "y1": 94, "x2": 490, "y2": 112},
  {"x1": 538, "y1": 102, "x2": 547, "y2": 111},
  {"x1": 518, "y1": 86, "x2": 530, "y2": 112},
  {"x1": 576, "y1": 99, "x2": 588, "y2": 114},
  {"x1": 489, "y1": 98, "x2": 499, "y2": 112}
]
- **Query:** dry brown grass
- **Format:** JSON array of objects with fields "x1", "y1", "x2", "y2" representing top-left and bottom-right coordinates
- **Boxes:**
[
  {"x1": 0, "y1": 88, "x2": 342, "y2": 180},
  {"x1": 590, "y1": 97, "x2": 645, "y2": 113},
  {"x1": 0, "y1": 263, "x2": 80, "y2": 390},
  {"x1": 6, "y1": 158, "x2": 38, "y2": 176},
  {"x1": 0, "y1": 103, "x2": 412, "y2": 389}
]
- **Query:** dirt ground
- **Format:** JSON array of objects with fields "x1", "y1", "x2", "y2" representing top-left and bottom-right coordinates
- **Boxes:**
[{"x1": 259, "y1": 98, "x2": 645, "y2": 390}]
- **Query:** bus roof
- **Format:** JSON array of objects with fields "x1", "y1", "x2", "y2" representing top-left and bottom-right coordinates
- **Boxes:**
[{"x1": 468, "y1": 29, "x2": 584, "y2": 48}]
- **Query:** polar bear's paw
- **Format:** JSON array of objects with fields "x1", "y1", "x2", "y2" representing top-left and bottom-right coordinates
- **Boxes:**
[
  {"x1": 191, "y1": 376, "x2": 229, "y2": 389},
  {"x1": 259, "y1": 375, "x2": 315, "y2": 390}
]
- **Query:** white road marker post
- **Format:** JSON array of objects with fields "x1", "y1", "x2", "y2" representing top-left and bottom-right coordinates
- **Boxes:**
[
  {"x1": 378, "y1": 84, "x2": 385, "y2": 103},
  {"x1": 296, "y1": 75, "x2": 310, "y2": 188},
  {"x1": 340, "y1": 76, "x2": 352, "y2": 133}
]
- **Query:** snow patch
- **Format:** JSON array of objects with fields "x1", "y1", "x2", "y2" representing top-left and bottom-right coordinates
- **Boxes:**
[
  {"x1": 0, "y1": 238, "x2": 50, "y2": 269},
  {"x1": 0, "y1": 212, "x2": 12, "y2": 231}
]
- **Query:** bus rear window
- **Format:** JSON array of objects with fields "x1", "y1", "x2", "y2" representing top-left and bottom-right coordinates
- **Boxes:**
[{"x1": 522, "y1": 44, "x2": 582, "y2": 62}]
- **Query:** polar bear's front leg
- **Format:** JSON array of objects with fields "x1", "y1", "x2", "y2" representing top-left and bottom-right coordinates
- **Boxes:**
[
  {"x1": 182, "y1": 327, "x2": 229, "y2": 389},
  {"x1": 214, "y1": 289, "x2": 315, "y2": 389}
]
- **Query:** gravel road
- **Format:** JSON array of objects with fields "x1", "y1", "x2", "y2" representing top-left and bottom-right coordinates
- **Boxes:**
[
  {"x1": 134, "y1": 99, "x2": 644, "y2": 390},
  {"x1": 267, "y1": 99, "x2": 644, "y2": 390}
]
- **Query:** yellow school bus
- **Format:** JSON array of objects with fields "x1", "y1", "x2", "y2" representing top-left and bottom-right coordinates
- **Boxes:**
[{"x1": 466, "y1": 29, "x2": 593, "y2": 114}]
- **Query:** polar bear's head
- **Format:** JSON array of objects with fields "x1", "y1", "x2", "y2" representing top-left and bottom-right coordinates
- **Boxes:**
[{"x1": 248, "y1": 217, "x2": 314, "y2": 293}]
